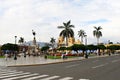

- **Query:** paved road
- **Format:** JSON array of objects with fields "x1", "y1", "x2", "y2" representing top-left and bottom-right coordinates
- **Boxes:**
[{"x1": 1, "y1": 55, "x2": 120, "y2": 80}]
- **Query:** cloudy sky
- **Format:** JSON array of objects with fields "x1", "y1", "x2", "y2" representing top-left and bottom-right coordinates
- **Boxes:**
[{"x1": 0, "y1": 0, "x2": 120, "y2": 45}]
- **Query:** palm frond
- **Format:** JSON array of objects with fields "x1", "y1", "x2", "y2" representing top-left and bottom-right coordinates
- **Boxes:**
[
  {"x1": 98, "y1": 26, "x2": 102, "y2": 30},
  {"x1": 58, "y1": 26, "x2": 64, "y2": 28},
  {"x1": 67, "y1": 20, "x2": 71, "y2": 26},
  {"x1": 69, "y1": 25, "x2": 75, "y2": 28}
]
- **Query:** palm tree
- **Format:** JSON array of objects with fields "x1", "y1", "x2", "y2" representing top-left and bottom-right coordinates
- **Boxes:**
[
  {"x1": 50, "y1": 37, "x2": 56, "y2": 53},
  {"x1": 93, "y1": 26, "x2": 102, "y2": 45},
  {"x1": 78, "y1": 29, "x2": 86, "y2": 43},
  {"x1": 18, "y1": 37, "x2": 24, "y2": 44},
  {"x1": 50, "y1": 37, "x2": 56, "y2": 50},
  {"x1": 58, "y1": 20, "x2": 75, "y2": 46}
]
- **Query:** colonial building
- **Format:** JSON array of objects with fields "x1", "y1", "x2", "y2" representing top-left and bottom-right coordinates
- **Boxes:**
[{"x1": 58, "y1": 36, "x2": 82, "y2": 47}]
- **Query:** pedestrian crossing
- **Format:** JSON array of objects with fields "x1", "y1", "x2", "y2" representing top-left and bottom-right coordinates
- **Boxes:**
[{"x1": 0, "y1": 67, "x2": 89, "y2": 80}]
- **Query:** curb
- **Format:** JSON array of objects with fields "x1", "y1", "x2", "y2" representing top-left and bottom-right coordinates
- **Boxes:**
[
  {"x1": 7, "y1": 54, "x2": 118, "y2": 67},
  {"x1": 7, "y1": 58, "x2": 84, "y2": 67}
]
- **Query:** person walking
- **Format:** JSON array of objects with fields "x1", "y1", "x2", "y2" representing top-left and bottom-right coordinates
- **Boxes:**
[{"x1": 5, "y1": 53, "x2": 8, "y2": 60}]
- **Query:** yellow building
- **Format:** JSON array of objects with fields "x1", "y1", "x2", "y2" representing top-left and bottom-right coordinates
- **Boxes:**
[{"x1": 58, "y1": 36, "x2": 82, "y2": 47}]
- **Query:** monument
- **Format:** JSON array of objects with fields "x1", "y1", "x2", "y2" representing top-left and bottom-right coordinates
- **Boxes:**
[{"x1": 30, "y1": 30, "x2": 39, "y2": 55}]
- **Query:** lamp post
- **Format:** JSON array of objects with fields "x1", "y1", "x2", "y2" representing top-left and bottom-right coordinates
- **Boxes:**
[
  {"x1": 84, "y1": 35, "x2": 88, "y2": 59},
  {"x1": 15, "y1": 36, "x2": 17, "y2": 44},
  {"x1": 85, "y1": 35, "x2": 87, "y2": 45},
  {"x1": 108, "y1": 40, "x2": 111, "y2": 56},
  {"x1": 14, "y1": 36, "x2": 17, "y2": 60}
]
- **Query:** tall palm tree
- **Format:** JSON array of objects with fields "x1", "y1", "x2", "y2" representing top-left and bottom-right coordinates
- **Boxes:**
[
  {"x1": 18, "y1": 37, "x2": 24, "y2": 44},
  {"x1": 78, "y1": 29, "x2": 86, "y2": 43},
  {"x1": 93, "y1": 26, "x2": 102, "y2": 45},
  {"x1": 58, "y1": 20, "x2": 75, "y2": 46},
  {"x1": 50, "y1": 37, "x2": 56, "y2": 48},
  {"x1": 50, "y1": 37, "x2": 56, "y2": 53}
]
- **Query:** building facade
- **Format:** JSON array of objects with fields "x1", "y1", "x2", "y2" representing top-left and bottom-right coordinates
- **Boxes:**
[{"x1": 58, "y1": 36, "x2": 82, "y2": 47}]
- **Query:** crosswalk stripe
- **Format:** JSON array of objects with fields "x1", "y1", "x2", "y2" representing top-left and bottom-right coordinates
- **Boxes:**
[
  {"x1": 79, "y1": 79, "x2": 90, "y2": 80},
  {"x1": 0, "y1": 72, "x2": 30, "y2": 78},
  {"x1": 1, "y1": 71, "x2": 23, "y2": 76},
  {"x1": 0, "y1": 70, "x2": 20, "y2": 73},
  {"x1": 0, "y1": 69, "x2": 13, "y2": 71},
  {"x1": 59, "y1": 77, "x2": 73, "y2": 80},
  {"x1": 21, "y1": 75, "x2": 49, "y2": 80},
  {"x1": 40, "y1": 76, "x2": 60, "y2": 80},
  {"x1": 0, "y1": 70, "x2": 17, "y2": 73},
  {"x1": 2, "y1": 73, "x2": 39, "y2": 80},
  {"x1": 0, "y1": 69, "x2": 83, "y2": 80}
]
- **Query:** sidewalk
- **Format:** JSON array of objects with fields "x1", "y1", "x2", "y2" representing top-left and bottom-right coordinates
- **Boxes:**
[{"x1": 0, "y1": 54, "x2": 113, "y2": 67}]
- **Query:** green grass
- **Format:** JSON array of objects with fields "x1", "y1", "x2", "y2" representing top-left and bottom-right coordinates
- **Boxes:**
[
  {"x1": 0, "y1": 56, "x2": 5, "y2": 58},
  {"x1": 47, "y1": 55, "x2": 61, "y2": 59},
  {"x1": 47, "y1": 55, "x2": 79, "y2": 59}
]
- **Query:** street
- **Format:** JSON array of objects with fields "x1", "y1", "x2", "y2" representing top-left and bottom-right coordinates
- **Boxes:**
[{"x1": 1, "y1": 55, "x2": 120, "y2": 80}]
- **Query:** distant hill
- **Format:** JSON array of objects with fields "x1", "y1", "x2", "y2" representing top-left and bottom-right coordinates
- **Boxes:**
[
  {"x1": 25, "y1": 41, "x2": 47, "y2": 47},
  {"x1": 25, "y1": 41, "x2": 57, "y2": 48}
]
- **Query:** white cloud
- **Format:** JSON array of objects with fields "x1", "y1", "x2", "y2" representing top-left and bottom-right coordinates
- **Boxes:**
[{"x1": 0, "y1": 0, "x2": 120, "y2": 45}]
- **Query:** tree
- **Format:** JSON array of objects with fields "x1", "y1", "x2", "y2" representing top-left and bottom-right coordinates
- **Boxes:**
[
  {"x1": 109, "y1": 42, "x2": 113, "y2": 44},
  {"x1": 87, "y1": 44, "x2": 97, "y2": 53},
  {"x1": 71, "y1": 44, "x2": 85, "y2": 54},
  {"x1": 18, "y1": 37, "x2": 24, "y2": 44},
  {"x1": 57, "y1": 47, "x2": 66, "y2": 51},
  {"x1": 1, "y1": 43, "x2": 19, "y2": 51},
  {"x1": 71, "y1": 44, "x2": 80, "y2": 53},
  {"x1": 97, "y1": 44, "x2": 106, "y2": 55},
  {"x1": 58, "y1": 20, "x2": 75, "y2": 46},
  {"x1": 41, "y1": 46, "x2": 50, "y2": 54},
  {"x1": 78, "y1": 29, "x2": 86, "y2": 43},
  {"x1": 107, "y1": 45, "x2": 120, "y2": 54},
  {"x1": 50, "y1": 37, "x2": 56, "y2": 48},
  {"x1": 50, "y1": 37, "x2": 56, "y2": 53},
  {"x1": 93, "y1": 26, "x2": 102, "y2": 45},
  {"x1": 66, "y1": 46, "x2": 72, "y2": 51}
]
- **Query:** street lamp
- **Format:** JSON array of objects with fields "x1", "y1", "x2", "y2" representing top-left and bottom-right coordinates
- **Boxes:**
[
  {"x1": 15, "y1": 36, "x2": 17, "y2": 44},
  {"x1": 84, "y1": 35, "x2": 88, "y2": 59},
  {"x1": 84, "y1": 35, "x2": 87, "y2": 45},
  {"x1": 14, "y1": 36, "x2": 17, "y2": 60}
]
